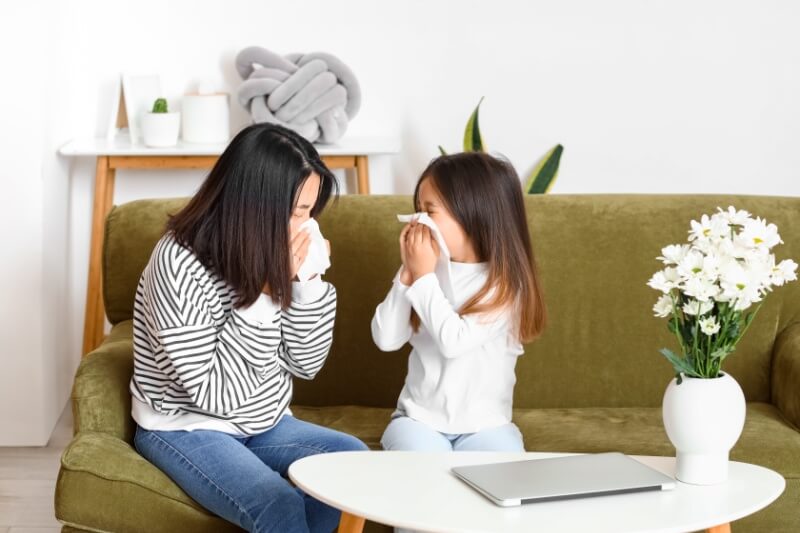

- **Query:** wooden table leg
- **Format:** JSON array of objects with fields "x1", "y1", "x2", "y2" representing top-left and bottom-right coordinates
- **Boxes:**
[
  {"x1": 81, "y1": 156, "x2": 116, "y2": 356},
  {"x1": 706, "y1": 523, "x2": 731, "y2": 533},
  {"x1": 337, "y1": 511, "x2": 365, "y2": 533},
  {"x1": 355, "y1": 155, "x2": 370, "y2": 194}
]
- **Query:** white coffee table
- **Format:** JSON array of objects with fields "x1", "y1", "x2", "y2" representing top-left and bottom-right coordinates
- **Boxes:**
[{"x1": 288, "y1": 451, "x2": 785, "y2": 533}]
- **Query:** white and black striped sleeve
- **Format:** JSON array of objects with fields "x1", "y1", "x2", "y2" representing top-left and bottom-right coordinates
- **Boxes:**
[
  {"x1": 147, "y1": 241, "x2": 283, "y2": 415},
  {"x1": 279, "y1": 277, "x2": 337, "y2": 380}
]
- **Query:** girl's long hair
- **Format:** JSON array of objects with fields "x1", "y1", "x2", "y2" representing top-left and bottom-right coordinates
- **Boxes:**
[
  {"x1": 411, "y1": 152, "x2": 546, "y2": 342},
  {"x1": 167, "y1": 123, "x2": 338, "y2": 310}
]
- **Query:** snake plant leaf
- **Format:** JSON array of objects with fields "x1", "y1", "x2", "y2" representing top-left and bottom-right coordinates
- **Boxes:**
[
  {"x1": 463, "y1": 97, "x2": 485, "y2": 152},
  {"x1": 438, "y1": 145, "x2": 447, "y2": 156},
  {"x1": 525, "y1": 144, "x2": 563, "y2": 194}
]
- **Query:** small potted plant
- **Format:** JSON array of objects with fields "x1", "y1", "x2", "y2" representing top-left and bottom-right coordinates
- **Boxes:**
[
  {"x1": 648, "y1": 207, "x2": 797, "y2": 485},
  {"x1": 141, "y1": 98, "x2": 180, "y2": 147}
]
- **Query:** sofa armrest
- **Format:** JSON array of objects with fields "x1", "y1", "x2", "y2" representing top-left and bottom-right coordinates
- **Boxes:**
[
  {"x1": 72, "y1": 328, "x2": 135, "y2": 442},
  {"x1": 55, "y1": 432, "x2": 227, "y2": 533},
  {"x1": 772, "y1": 322, "x2": 800, "y2": 430}
]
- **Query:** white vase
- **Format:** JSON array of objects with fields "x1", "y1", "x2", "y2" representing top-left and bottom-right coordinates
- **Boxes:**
[
  {"x1": 141, "y1": 112, "x2": 181, "y2": 147},
  {"x1": 662, "y1": 372, "x2": 745, "y2": 485},
  {"x1": 181, "y1": 93, "x2": 229, "y2": 144}
]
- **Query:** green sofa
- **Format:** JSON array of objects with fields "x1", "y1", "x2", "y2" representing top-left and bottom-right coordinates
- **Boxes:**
[{"x1": 56, "y1": 194, "x2": 800, "y2": 532}]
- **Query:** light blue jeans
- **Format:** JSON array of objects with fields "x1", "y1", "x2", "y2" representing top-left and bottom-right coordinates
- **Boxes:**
[
  {"x1": 380, "y1": 415, "x2": 525, "y2": 451},
  {"x1": 134, "y1": 415, "x2": 368, "y2": 533}
]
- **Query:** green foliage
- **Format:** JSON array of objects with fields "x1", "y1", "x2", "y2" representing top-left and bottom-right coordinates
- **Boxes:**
[
  {"x1": 151, "y1": 98, "x2": 168, "y2": 113},
  {"x1": 525, "y1": 144, "x2": 563, "y2": 194},
  {"x1": 463, "y1": 97, "x2": 485, "y2": 152},
  {"x1": 441, "y1": 98, "x2": 563, "y2": 194},
  {"x1": 660, "y1": 295, "x2": 762, "y2": 380}
]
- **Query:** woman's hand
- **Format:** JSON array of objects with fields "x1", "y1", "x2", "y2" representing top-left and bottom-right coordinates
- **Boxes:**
[
  {"x1": 403, "y1": 221, "x2": 439, "y2": 282},
  {"x1": 290, "y1": 227, "x2": 312, "y2": 279}
]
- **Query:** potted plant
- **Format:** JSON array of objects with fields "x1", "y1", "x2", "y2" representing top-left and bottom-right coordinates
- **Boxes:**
[
  {"x1": 439, "y1": 97, "x2": 564, "y2": 194},
  {"x1": 648, "y1": 207, "x2": 797, "y2": 484},
  {"x1": 141, "y1": 98, "x2": 180, "y2": 147}
]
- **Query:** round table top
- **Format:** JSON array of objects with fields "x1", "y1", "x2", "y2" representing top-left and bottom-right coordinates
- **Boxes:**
[{"x1": 288, "y1": 451, "x2": 785, "y2": 533}]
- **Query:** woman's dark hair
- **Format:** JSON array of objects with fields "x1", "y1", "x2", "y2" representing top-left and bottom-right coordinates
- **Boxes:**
[
  {"x1": 411, "y1": 151, "x2": 547, "y2": 342},
  {"x1": 167, "y1": 122, "x2": 338, "y2": 309}
]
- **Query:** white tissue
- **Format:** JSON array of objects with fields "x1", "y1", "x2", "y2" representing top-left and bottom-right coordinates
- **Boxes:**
[
  {"x1": 296, "y1": 219, "x2": 330, "y2": 282},
  {"x1": 396, "y1": 212, "x2": 455, "y2": 302}
]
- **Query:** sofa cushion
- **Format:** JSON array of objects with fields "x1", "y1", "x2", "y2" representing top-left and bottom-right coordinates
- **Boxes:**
[{"x1": 294, "y1": 403, "x2": 800, "y2": 478}]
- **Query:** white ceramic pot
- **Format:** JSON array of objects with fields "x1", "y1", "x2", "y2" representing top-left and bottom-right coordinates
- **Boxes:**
[
  {"x1": 141, "y1": 112, "x2": 181, "y2": 147},
  {"x1": 662, "y1": 372, "x2": 745, "y2": 485}
]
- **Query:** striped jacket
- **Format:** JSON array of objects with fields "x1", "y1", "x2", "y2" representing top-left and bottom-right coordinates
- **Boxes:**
[{"x1": 129, "y1": 233, "x2": 336, "y2": 435}]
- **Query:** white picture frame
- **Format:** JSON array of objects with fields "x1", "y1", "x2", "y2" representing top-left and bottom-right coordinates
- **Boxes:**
[{"x1": 120, "y1": 73, "x2": 162, "y2": 145}]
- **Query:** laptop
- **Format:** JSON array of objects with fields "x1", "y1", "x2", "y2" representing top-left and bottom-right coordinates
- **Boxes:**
[{"x1": 451, "y1": 452, "x2": 676, "y2": 507}]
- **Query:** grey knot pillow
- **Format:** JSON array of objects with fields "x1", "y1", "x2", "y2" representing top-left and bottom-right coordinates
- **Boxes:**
[{"x1": 236, "y1": 46, "x2": 361, "y2": 144}]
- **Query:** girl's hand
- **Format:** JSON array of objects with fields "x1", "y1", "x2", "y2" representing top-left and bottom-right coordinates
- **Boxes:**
[
  {"x1": 404, "y1": 222, "x2": 439, "y2": 282},
  {"x1": 290, "y1": 227, "x2": 311, "y2": 279}
]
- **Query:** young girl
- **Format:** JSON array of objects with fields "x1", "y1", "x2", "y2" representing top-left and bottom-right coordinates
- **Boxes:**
[{"x1": 372, "y1": 151, "x2": 547, "y2": 452}]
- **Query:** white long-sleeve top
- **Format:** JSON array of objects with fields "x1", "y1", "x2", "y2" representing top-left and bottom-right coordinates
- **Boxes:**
[
  {"x1": 130, "y1": 233, "x2": 336, "y2": 436},
  {"x1": 371, "y1": 263, "x2": 524, "y2": 434}
]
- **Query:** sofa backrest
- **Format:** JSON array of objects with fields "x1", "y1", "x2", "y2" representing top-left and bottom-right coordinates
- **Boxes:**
[{"x1": 104, "y1": 194, "x2": 800, "y2": 409}]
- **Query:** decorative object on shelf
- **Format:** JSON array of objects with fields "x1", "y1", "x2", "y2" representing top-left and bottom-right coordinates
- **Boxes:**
[
  {"x1": 141, "y1": 98, "x2": 181, "y2": 148},
  {"x1": 439, "y1": 97, "x2": 563, "y2": 194},
  {"x1": 106, "y1": 73, "x2": 163, "y2": 144},
  {"x1": 182, "y1": 81, "x2": 230, "y2": 144},
  {"x1": 235, "y1": 46, "x2": 361, "y2": 144},
  {"x1": 649, "y1": 207, "x2": 797, "y2": 484}
]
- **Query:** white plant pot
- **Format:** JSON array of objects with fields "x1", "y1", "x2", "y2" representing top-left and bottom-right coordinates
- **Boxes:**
[
  {"x1": 662, "y1": 372, "x2": 745, "y2": 485},
  {"x1": 141, "y1": 112, "x2": 181, "y2": 147}
]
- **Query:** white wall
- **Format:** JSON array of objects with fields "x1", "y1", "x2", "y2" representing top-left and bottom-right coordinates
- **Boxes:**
[{"x1": 1, "y1": 0, "x2": 799, "y2": 444}]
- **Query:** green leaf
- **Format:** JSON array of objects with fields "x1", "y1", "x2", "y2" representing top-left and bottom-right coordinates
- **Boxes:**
[
  {"x1": 659, "y1": 347, "x2": 702, "y2": 378},
  {"x1": 463, "y1": 97, "x2": 485, "y2": 152},
  {"x1": 438, "y1": 145, "x2": 447, "y2": 156},
  {"x1": 525, "y1": 144, "x2": 564, "y2": 194},
  {"x1": 709, "y1": 347, "x2": 729, "y2": 360}
]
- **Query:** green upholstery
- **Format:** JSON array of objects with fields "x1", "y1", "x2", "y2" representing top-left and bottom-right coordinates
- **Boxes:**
[{"x1": 56, "y1": 195, "x2": 800, "y2": 532}]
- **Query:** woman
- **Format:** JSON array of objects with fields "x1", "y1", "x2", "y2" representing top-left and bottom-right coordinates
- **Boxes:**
[{"x1": 130, "y1": 123, "x2": 367, "y2": 533}]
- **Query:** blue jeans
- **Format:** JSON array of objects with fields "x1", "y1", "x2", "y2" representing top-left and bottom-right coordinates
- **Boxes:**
[
  {"x1": 380, "y1": 416, "x2": 525, "y2": 451},
  {"x1": 134, "y1": 415, "x2": 368, "y2": 533}
]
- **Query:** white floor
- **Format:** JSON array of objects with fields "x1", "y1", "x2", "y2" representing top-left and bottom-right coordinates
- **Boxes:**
[{"x1": 0, "y1": 404, "x2": 71, "y2": 532}]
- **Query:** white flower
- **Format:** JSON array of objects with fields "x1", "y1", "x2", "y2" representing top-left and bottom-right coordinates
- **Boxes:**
[
  {"x1": 658, "y1": 244, "x2": 691, "y2": 265},
  {"x1": 682, "y1": 299, "x2": 714, "y2": 316},
  {"x1": 718, "y1": 260, "x2": 763, "y2": 311},
  {"x1": 770, "y1": 258, "x2": 798, "y2": 287},
  {"x1": 653, "y1": 294, "x2": 673, "y2": 318},
  {"x1": 716, "y1": 206, "x2": 752, "y2": 227},
  {"x1": 647, "y1": 268, "x2": 679, "y2": 294},
  {"x1": 739, "y1": 217, "x2": 782, "y2": 250},
  {"x1": 682, "y1": 276, "x2": 719, "y2": 302},
  {"x1": 677, "y1": 250, "x2": 718, "y2": 284},
  {"x1": 699, "y1": 315, "x2": 721, "y2": 336},
  {"x1": 689, "y1": 214, "x2": 729, "y2": 244}
]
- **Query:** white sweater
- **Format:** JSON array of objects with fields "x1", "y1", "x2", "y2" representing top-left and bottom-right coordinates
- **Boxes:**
[{"x1": 371, "y1": 264, "x2": 524, "y2": 434}]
